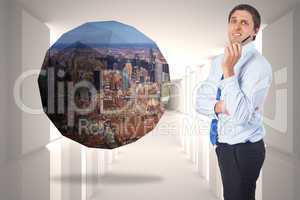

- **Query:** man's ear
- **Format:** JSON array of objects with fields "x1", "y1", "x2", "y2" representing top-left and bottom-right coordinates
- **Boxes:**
[{"x1": 251, "y1": 27, "x2": 259, "y2": 40}]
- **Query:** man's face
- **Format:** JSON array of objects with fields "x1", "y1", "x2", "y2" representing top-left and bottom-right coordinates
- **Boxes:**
[{"x1": 228, "y1": 10, "x2": 258, "y2": 44}]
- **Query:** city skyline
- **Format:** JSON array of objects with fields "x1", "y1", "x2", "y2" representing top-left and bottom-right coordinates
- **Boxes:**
[{"x1": 38, "y1": 21, "x2": 171, "y2": 149}]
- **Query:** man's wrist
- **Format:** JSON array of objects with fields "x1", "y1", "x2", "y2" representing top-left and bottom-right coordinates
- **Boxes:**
[{"x1": 223, "y1": 69, "x2": 235, "y2": 78}]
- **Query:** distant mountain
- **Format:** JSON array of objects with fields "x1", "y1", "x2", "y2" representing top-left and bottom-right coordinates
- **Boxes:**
[
  {"x1": 64, "y1": 41, "x2": 93, "y2": 49},
  {"x1": 48, "y1": 41, "x2": 105, "y2": 72},
  {"x1": 63, "y1": 41, "x2": 102, "y2": 55},
  {"x1": 52, "y1": 21, "x2": 158, "y2": 49}
]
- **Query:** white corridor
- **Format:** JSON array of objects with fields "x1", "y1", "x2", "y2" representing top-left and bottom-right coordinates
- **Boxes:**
[{"x1": 0, "y1": 111, "x2": 219, "y2": 200}]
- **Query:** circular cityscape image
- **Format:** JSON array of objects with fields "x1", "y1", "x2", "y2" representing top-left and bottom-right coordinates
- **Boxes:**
[{"x1": 38, "y1": 21, "x2": 171, "y2": 149}]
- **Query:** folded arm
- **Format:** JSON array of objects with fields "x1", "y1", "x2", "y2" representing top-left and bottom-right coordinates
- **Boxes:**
[{"x1": 220, "y1": 60, "x2": 272, "y2": 125}]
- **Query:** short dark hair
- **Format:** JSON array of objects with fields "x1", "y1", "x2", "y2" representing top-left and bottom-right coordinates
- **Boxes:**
[{"x1": 228, "y1": 4, "x2": 261, "y2": 40}]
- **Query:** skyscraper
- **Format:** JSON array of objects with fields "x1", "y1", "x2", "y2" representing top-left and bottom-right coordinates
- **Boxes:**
[
  {"x1": 122, "y1": 67, "x2": 129, "y2": 90},
  {"x1": 155, "y1": 63, "x2": 163, "y2": 83},
  {"x1": 93, "y1": 70, "x2": 101, "y2": 90}
]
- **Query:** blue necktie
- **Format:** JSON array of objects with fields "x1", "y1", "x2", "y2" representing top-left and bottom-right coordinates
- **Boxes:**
[{"x1": 210, "y1": 74, "x2": 224, "y2": 145}]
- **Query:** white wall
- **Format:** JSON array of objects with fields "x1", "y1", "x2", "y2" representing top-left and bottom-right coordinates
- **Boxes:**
[
  {"x1": 7, "y1": 0, "x2": 50, "y2": 160},
  {"x1": 0, "y1": 1, "x2": 9, "y2": 199},
  {"x1": 293, "y1": 2, "x2": 300, "y2": 163},
  {"x1": 3, "y1": 1, "x2": 51, "y2": 199},
  {"x1": 7, "y1": 0, "x2": 23, "y2": 161},
  {"x1": 263, "y1": 10, "x2": 294, "y2": 154},
  {"x1": 262, "y1": 4, "x2": 300, "y2": 200},
  {"x1": 0, "y1": 0, "x2": 9, "y2": 166},
  {"x1": 21, "y1": 8, "x2": 50, "y2": 154}
]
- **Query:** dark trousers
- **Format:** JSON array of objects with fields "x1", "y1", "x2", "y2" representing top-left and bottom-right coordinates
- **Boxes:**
[{"x1": 215, "y1": 139, "x2": 266, "y2": 200}]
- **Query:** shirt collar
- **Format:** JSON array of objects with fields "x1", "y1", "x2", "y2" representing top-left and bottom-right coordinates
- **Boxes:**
[{"x1": 242, "y1": 41, "x2": 255, "y2": 55}]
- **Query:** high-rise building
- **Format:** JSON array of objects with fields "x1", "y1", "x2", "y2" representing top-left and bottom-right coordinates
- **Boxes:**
[
  {"x1": 124, "y1": 60, "x2": 132, "y2": 80},
  {"x1": 122, "y1": 67, "x2": 129, "y2": 90},
  {"x1": 155, "y1": 63, "x2": 163, "y2": 83},
  {"x1": 162, "y1": 64, "x2": 170, "y2": 82},
  {"x1": 149, "y1": 49, "x2": 156, "y2": 82},
  {"x1": 93, "y1": 70, "x2": 103, "y2": 90}
]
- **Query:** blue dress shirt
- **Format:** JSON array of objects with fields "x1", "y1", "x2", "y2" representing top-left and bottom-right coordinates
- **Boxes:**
[{"x1": 196, "y1": 41, "x2": 273, "y2": 145}]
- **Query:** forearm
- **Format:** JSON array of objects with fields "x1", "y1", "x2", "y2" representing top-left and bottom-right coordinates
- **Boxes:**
[
  {"x1": 195, "y1": 94, "x2": 218, "y2": 119},
  {"x1": 220, "y1": 76, "x2": 253, "y2": 123}
]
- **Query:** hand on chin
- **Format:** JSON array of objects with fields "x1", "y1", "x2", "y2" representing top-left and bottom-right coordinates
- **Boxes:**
[{"x1": 231, "y1": 37, "x2": 242, "y2": 44}]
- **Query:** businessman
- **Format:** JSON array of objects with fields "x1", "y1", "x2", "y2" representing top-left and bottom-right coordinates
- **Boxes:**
[{"x1": 196, "y1": 4, "x2": 272, "y2": 200}]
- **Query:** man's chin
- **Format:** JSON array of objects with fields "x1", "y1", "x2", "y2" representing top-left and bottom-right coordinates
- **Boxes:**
[
  {"x1": 230, "y1": 38, "x2": 242, "y2": 44},
  {"x1": 230, "y1": 39, "x2": 241, "y2": 44}
]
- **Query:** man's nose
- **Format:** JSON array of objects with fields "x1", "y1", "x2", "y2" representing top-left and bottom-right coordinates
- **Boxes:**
[{"x1": 234, "y1": 23, "x2": 242, "y2": 31}]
